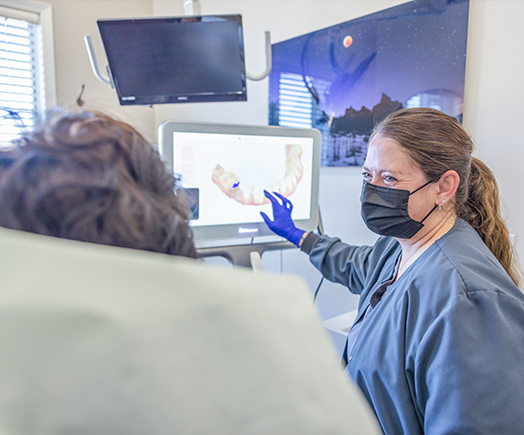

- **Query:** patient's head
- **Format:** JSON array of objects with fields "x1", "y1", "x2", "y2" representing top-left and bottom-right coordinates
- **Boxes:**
[{"x1": 0, "y1": 109, "x2": 198, "y2": 258}]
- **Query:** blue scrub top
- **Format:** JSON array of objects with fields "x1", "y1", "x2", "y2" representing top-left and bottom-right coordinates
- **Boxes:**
[{"x1": 302, "y1": 218, "x2": 524, "y2": 435}]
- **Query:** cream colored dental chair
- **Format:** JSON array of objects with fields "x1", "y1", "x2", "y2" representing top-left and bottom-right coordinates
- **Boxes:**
[{"x1": 0, "y1": 227, "x2": 380, "y2": 435}]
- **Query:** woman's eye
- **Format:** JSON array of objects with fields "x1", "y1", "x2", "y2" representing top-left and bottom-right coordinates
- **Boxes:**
[
  {"x1": 362, "y1": 172, "x2": 371, "y2": 180},
  {"x1": 384, "y1": 175, "x2": 398, "y2": 183}
]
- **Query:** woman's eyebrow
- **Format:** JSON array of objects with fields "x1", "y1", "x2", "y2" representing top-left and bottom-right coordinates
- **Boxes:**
[{"x1": 361, "y1": 166, "x2": 403, "y2": 176}]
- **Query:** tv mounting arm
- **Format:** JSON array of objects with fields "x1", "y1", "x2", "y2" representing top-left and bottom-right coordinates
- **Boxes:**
[
  {"x1": 84, "y1": 26, "x2": 272, "y2": 87},
  {"x1": 84, "y1": 35, "x2": 112, "y2": 87},
  {"x1": 184, "y1": 0, "x2": 201, "y2": 16},
  {"x1": 183, "y1": 0, "x2": 273, "y2": 81},
  {"x1": 246, "y1": 31, "x2": 272, "y2": 82}
]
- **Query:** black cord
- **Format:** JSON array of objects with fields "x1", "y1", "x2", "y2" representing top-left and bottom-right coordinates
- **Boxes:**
[
  {"x1": 312, "y1": 276, "x2": 325, "y2": 305},
  {"x1": 76, "y1": 84, "x2": 85, "y2": 106}
]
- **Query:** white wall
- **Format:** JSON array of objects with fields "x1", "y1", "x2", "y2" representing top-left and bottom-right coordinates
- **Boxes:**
[{"x1": 462, "y1": 1, "x2": 524, "y2": 275}]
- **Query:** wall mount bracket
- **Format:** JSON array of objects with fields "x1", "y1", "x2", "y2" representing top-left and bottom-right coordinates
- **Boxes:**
[
  {"x1": 83, "y1": 35, "x2": 112, "y2": 87},
  {"x1": 84, "y1": 24, "x2": 272, "y2": 88}
]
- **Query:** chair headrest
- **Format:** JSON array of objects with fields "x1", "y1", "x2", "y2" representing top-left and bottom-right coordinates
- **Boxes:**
[{"x1": 0, "y1": 227, "x2": 380, "y2": 434}]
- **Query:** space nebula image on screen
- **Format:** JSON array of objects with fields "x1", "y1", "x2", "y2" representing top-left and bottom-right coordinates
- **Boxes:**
[{"x1": 268, "y1": 0, "x2": 470, "y2": 167}]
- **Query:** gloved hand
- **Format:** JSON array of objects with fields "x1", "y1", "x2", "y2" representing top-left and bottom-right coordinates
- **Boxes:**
[{"x1": 260, "y1": 190, "x2": 305, "y2": 246}]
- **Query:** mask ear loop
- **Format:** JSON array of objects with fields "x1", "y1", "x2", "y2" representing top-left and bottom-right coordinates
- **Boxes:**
[
  {"x1": 409, "y1": 177, "x2": 441, "y2": 223},
  {"x1": 420, "y1": 204, "x2": 438, "y2": 223},
  {"x1": 409, "y1": 177, "x2": 439, "y2": 196}
]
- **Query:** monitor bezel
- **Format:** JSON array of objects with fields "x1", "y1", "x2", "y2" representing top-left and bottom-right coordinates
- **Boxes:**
[
  {"x1": 158, "y1": 121, "x2": 322, "y2": 243},
  {"x1": 97, "y1": 15, "x2": 247, "y2": 106}
]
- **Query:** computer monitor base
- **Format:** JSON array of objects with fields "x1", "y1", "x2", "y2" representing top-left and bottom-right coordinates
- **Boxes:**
[
  {"x1": 198, "y1": 240, "x2": 296, "y2": 269},
  {"x1": 197, "y1": 209, "x2": 323, "y2": 270}
]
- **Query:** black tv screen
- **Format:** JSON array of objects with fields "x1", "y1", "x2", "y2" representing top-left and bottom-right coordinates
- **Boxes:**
[{"x1": 97, "y1": 15, "x2": 247, "y2": 105}]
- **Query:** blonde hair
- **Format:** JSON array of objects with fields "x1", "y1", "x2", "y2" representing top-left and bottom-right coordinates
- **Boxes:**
[{"x1": 371, "y1": 107, "x2": 520, "y2": 287}]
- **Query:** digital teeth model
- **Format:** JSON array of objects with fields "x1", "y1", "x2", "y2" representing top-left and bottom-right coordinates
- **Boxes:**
[{"x1": 211, "y1": 144, "x2": 304, "y2": 205}]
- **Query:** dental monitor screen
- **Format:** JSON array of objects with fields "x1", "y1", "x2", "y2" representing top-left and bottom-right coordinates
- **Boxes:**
[
  {"x1": 97, "y1": 15, "x2": 246, "y2": 105},
  {"x1": 159, "y1": 122, "x2": 321, "y2": 244}
]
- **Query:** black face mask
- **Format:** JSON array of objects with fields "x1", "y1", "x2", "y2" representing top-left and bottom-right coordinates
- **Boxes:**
[{"x1": 360, "y1": 179, "x2": 438, "y2": 239}]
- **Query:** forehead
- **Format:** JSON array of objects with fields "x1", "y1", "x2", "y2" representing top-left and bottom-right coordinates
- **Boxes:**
[{"x1": 364, "y1": 136, "x2": 420, "y2": 174}]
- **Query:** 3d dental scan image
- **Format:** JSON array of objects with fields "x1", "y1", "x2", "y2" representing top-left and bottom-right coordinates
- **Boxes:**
[
  {"x1": 174, "y1": 133, "x2": 312, "y2": 224},
  {"x1": 211, "y1": 144, "x2": 304, "y2": 205}
]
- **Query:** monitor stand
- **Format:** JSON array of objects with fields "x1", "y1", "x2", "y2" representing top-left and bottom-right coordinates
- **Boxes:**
[
  {"x1": 198, "y1": 240, "x2": 296, "y2": 269},
  {"x1": 197, "y1": 208, "x2": 324, "y2": 270}
]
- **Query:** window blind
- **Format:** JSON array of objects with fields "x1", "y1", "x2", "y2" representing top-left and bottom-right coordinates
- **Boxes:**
[
  {"x1": 0, "y1": 11, "x2": 39, "y2": 147},
  {"x1": 278, "y1": 72, "x2": 313, "y2": 129}
]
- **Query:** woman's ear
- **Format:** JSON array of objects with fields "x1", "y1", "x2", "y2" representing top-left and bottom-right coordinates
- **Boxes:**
[{"x1": 437, "y1": 170, "x2": 460, "y2": 205}]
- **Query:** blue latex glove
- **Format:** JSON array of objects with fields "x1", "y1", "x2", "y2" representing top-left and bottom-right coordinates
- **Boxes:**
[{"x1": 260, "y1": 190, "x2": 305, "y2": 246}]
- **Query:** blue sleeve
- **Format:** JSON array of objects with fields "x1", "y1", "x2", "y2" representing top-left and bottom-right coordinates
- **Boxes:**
[
  {"x1": 304, "y1": 234, "x2": 373, "y2": 295},
  {"x1": 415, "y1": 290, "x2": 524, "y2": 434}
]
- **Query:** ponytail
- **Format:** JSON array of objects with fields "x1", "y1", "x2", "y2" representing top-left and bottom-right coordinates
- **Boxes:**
[
  {"x1": 372, "y1": 108, "x2": 521, "y2": 288},
  {"x1": 458, "y1": 157, "x2": 521, "y2": 287}
]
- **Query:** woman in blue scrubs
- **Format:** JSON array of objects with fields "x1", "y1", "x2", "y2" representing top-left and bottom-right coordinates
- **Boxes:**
[{"x1": 262, "y1": 107, "x2": 524, "y2": 435}]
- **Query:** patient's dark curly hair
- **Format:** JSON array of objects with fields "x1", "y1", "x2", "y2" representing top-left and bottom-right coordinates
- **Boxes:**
[{"x1": 0, "y1": 109, "x2": 198, "y2": 258}]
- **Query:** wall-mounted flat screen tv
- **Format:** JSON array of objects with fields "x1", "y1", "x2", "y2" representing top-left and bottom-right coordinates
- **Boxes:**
[
  {"x1": 269, "y1": 0, "x2": 470, "y2": 166},
  {"x1": 97, "y1": 15, "x2": 247, "y2": 105}
]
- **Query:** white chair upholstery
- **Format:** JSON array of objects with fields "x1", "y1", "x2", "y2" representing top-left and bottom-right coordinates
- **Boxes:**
[{"x1": 0, "y1": 227, "x2": 380, "y2": 435}]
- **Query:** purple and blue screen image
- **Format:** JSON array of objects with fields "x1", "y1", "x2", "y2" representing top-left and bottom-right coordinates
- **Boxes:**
[{"x1": 268, "y1": 0, "x2": 469, "y2": 167}]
